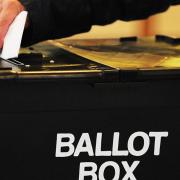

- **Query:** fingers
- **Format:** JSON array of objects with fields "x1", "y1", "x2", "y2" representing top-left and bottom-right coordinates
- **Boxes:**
[{"x1": 0, "y1": 0, "x2": 25, "y2": 48}]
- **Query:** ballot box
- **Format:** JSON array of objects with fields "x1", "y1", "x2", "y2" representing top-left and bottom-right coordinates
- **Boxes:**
[{"x1": 0, "y1": 36, "x2": 180, "y2": 180}]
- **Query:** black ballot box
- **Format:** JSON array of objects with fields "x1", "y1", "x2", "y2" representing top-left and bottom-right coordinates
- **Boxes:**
[{"x1": 0, "y1": 37, "x2": 180, "y2": 180}]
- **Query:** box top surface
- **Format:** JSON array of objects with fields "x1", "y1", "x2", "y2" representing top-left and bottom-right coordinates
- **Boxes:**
[{"x1": 1, "y1": 36, "x2": 180, "y2": 82}]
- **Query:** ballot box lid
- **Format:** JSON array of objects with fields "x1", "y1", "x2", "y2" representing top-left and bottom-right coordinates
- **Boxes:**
[
  {"x1": 59, "y1": 36, "x2": 180, "y2": 81},
  {"x1": 1, "y1": 36, "x2": 180, "y2": 82},
  {"x1": 0, "y1": 41, "x2": 117, "y2": 82}
]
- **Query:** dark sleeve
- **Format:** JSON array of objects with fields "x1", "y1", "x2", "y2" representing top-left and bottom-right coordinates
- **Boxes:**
[{"x1": 20, "y1": 0, "x2": 179, "y2": 46}]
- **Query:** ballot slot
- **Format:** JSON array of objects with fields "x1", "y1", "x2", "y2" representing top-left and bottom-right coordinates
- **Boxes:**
[
  {"x1": 1, "y1": 58, "x2": 24, "y2": 66},
  {"x1": 0, "y1": 53, "x2": 44, "y2": 68}
]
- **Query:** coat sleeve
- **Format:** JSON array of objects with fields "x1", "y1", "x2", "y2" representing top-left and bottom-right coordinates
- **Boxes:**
[{"x1": 20, "y1": 0, "x2": 179, "y2": 46}]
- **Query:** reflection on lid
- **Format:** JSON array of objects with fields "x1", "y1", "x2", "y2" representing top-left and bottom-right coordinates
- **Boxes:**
[{"x1": 56, "y1": 37, "x2": 180, "y2": 70}]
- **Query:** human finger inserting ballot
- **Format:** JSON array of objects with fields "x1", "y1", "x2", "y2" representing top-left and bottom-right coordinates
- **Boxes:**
[{"x1": 0, "y1": 0, "x2": 25, "y2": 48}]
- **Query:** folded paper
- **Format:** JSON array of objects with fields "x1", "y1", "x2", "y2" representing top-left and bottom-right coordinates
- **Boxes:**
[{"x1": 0, "y1": 11, "x2": 28, "y2": 60}]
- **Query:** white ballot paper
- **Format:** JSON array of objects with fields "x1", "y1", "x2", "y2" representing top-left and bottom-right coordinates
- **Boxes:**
[{"x1": 0, "y1": 11, "x2": 28, "y2": 60}]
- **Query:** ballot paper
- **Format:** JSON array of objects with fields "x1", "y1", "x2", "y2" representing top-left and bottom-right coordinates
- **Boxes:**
[{"x1": 0, "y1": 11, "x2": 28, "y2": 60}]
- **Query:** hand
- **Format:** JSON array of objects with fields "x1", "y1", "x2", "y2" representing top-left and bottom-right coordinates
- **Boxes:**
[{"x1": 0, "y1": 0, "x2": 25, "y2": 48}]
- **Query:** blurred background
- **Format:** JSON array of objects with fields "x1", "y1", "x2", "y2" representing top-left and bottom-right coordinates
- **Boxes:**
[{"x1": 66, "y1": 6, "x2": 180, "y2": 39}]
